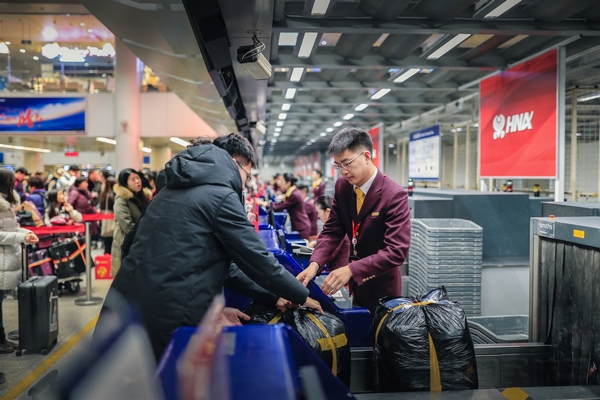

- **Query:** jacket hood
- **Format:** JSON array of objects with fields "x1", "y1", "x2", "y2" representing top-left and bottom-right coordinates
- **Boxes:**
[
  {"x1": 165, "y1": 144, "x2": 243, "y2": 196},
  {"x1": 114, "y1": 184, "x2": 152, "y2": 201}
]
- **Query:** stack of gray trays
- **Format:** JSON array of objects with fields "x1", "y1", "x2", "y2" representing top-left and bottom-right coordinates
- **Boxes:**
[{"x1": 408, "y1": 218, "x2": 483, "y2": 317}]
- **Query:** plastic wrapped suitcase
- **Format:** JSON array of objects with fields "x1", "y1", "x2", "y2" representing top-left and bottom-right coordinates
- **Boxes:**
[{"x1": 17, "y1": 275, "x2": 59, "y2": 356}]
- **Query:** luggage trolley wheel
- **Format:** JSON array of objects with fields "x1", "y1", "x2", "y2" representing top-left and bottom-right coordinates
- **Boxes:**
[
  {"x1": 40, "y1": 348, "x2": 49, "y2": 356},
  {"x1": 15, "y1": 349, "x2": 22, "y2": 357}
]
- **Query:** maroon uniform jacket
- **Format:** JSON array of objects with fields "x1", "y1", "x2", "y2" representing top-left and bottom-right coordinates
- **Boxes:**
[
  {"x1": 310, "y1": 170, "x2": 410, "y2": 314},
  {"x1": 312, "y1": 179, "x2": 326, "y2": 199},
  {"x1": 304, "y1": 198, "x2": 319, "y2": 237},
  {"x1": 272, "y1": 187, "x2": 312, "y2": 240}
]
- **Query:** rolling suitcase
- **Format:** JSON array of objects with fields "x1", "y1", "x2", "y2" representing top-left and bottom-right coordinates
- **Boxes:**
[{"x1": 17, "y1": 275, "x2": 59, "y2": 356}]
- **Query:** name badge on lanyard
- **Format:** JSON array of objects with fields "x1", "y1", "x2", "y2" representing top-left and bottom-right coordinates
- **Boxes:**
[{"x1": 351, "y1": 220, "x2": 361, "y2": 260}]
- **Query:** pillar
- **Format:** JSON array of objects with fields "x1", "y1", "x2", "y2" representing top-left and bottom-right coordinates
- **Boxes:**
[
  {"x1": 570, "y1": 89, "x2": 578, "y2": 201},
  {"x1": 401, "y1": 141, "x2": 407, "y2": 185},
  {"x1": 150, "y1": 145, "x2": 173, "y2": 172},
  {"x1": 24, "y1": 152, "x2": 44, "y2": 175},
  {"x1": 465, "y1": 125, "x2": 471, "y2": 190},
  {"x1": 453, "y1": 129, "x2": 459, "y2": 189},
  {"x1": 114, "y1": 39, "x2": 143, "y2": 174}
]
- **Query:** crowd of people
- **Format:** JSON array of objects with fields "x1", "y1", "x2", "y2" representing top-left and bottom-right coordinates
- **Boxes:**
[
  {"x1": 0, "y1": 127, "x2": 410, "y2": 384},
  {"x1": 0, "y1": 166, "x2": 160, "y2": 366}
]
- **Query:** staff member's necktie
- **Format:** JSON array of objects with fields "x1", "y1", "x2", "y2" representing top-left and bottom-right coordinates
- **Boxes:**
[{"x1": 355, "y1": 187, "x2": 364, "y2": 214}]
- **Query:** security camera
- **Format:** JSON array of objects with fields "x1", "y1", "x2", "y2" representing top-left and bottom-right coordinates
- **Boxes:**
[{"x1": 237, "y1": 45, "x2": 272, "y2": 80}]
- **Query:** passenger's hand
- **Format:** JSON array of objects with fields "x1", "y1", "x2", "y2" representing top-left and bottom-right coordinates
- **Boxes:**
[
  {"x1": 275, "y1": 297, "x2": 292, "y2": 313},
  {"x1": 63, "y1": 203, "x2": 73, "y2": 213},
  {"x1": 25, "y1": 233, "x2": 39, "y2": 245},
  {"x1": 220, "y1": 307, "x2": 250, "y2": 326},
  {"x1": 303, "y1": 297, "x2": 324, "y2": 314},
  {"x1": 297, "y1": 262, "x2": 319, "y2": 286},
  {"x1": 320, "y1": 266, "x2": 353, "y2": 295}
]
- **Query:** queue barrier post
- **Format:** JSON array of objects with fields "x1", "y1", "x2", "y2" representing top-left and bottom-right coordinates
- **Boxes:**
[{"x1": 74, "y1": 222, "x2": 103, "y2": 306}]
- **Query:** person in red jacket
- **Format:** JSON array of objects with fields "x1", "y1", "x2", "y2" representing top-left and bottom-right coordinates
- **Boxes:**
[
  {"x1": 297, "y1": 184, "x2": 318, "y2": 240},
  {"x1": 271, "y1": 173, "x2": 311, "y2": 240},
  {"x1": 311, "y1": 169, "x2": 326, "y2": 199},
  {"x1": 313, "y1": 195, "x2": 350, "y2": 272},
  {"x1": 297, "y1": 127, "x2": 410, "y2": 314}
]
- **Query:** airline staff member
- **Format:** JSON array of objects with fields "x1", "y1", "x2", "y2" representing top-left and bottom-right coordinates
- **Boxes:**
[
  {"x1": 272, "y1": 173, "x2": 312, "y2": 240},
  {"x1": 297, "y1": 127, "x2": 410, "y2": 314},
  {"x1": 312, "y1": 170, "x2": 326, "y2": 199}
]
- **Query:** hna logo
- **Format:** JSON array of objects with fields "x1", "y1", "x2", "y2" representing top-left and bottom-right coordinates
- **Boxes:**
[{"x1": 493, "y1": 111, "x2": 534, "y2": 140}]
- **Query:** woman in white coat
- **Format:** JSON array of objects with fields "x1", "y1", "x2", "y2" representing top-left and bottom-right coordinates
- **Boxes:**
[{"x1": 0, "y1": 168, "x2": 38, "y2": 354}]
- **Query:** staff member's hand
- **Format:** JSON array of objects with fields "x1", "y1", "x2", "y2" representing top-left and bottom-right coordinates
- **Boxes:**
[
  {"x1": 297, "y1": 262, "x2": 319, "y2": 286},
  {"x1": 320, "y1": 266, "x2": 353, "y2": 295},
  {"x1": 220, "y1": 307, "x2": 250, "y2": 326}
]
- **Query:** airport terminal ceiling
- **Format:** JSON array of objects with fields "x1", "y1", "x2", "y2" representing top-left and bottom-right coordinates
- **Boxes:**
[{"x1": 182, "y1": 0, "x2": 600, "y2": 166}]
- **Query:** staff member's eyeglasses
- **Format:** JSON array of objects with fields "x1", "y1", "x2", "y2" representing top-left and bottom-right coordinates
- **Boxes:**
[
  {"x1": 333, "y1": 151, "x2": 365, "y2": 171},
  {"x1": 236, "y1": 160, "x2": 252, "y2": 184}
]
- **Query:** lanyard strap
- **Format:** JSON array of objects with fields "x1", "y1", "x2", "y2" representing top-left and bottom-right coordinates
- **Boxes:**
[{"x1": 351, "y1": 220, "x2": 361, "y2": 256}]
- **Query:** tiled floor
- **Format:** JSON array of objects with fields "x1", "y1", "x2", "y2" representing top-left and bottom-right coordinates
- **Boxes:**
[{"x1": 0, "y1": 249, "x2": 112, "y2": 400}]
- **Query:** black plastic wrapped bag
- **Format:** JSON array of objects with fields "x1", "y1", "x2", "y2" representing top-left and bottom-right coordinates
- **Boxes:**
[
  {"x1": 373, "y1": 287, "x2": 478, "y2": 392},
  {"x1": 244, "y1": 303, "x2": 351, "y2": 386}
]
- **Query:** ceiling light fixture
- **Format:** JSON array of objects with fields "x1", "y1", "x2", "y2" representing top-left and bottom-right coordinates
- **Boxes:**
[
  {"x1": 474, "y1": 0, "x2": 522, "y2": 19},
  {"x1": 276, "y1": 121, "x2": 284, "y2": 127},
  {"x1": 0, "y1": 144, "x2": 50, "y2": 153},
  {"x1": 33, "y1": 56, "x2": 39, "y2": 60},
  {"x1": 311, "y1": 0, "x2": 331, "y2": 15},
  {"x1": 258, "y1": 139, "x2": 266, "y2": 145},
  {"x1": 354, "y1": 103, "x2": 368, "y2": 111},
  {"x1": 579, "y1": 93, "x2": 600, "y2": 102},
  {"x1": 298, "y1": 32, "x2": 318, "y2": 58},
  {"x1": 278, "y1": 32, "x2": 298, "y2": 46},
  {"x1": 326, "y1": 127, "x2": 334, "y2": 132},
  {"x1": 281, "y1": 103, "x2": 291, "y2": 111},
  {"x1": 275, "y1": 127, "x2": 282, "y2": 132},
  {"x1": 19, "y1": 49, "x2": 25, "y2": 53},
  {"x1": 333, "y1": 121, "x2": 343, "y2": 127},
  {"x1": 96, "y1": 137, "x2": 117, "y2": 145},
  {"x1": 170, "y1": 137, "x2": 190, "y2": 147},
  {"x1": 371, "y1": 88, "x2": 391, "y2": 100},
  {"x1": 290, "y1": 67, "x2": 304, "y2": 82},
  {"x1": 273, "y1": 132, "x2": 280, "y2": 137},
  {"x1": 393, "y1": 68, "x2": 420, "y2": 83},
  {"x1": 41, "y1": 26, "x2": 59, "y2": 41},
  {"x1": 142, "y1": 147, "x2": 152, "y2": 153},
  {"x1": 0, "y1": 43, "x2": 8, "y2": 54},
  {"x1": 425, "y1": 34, "x2": 471, "y2": 60},
  {"x1": 310, "y1": 138, "x2": 317, "y2": 143},
  {"x1": 4, "y1": 41, "x2": 9, "y2": 45},
  {"x1": 320, "y1": 132, "x2": 327, "y2": 136},
  {"x1": 278, "y1": 113, "x2": 287, "y2": 120},
  {"x1": 285, "y1": 88, "x2": 297, "y2": 99},
  {"x1": 342, "y1": 113, "x2": 354, "y2": 120},
  {"x1": 271, "y1": 139, "x2": 278, "y2": 143}
]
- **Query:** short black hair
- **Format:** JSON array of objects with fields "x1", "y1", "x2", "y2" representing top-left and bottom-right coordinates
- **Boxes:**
[
  {"x1": 27, "y1": 176, "x2": 45, "y2": 189},
  {"x1": 69, "y1": 165, "x2": 80, "y2": 171},
  {"x1": 211, "y1": 133, "x2": 258, "y2": 168},
  {"x1": 328, "y1": 127, "x2": 373, "y2": 156},
  {"x1": 297, "y1": 184, "x2": 309, "y2": 193},
  {"x1": 282, "y1": 172, "x2": 297, "y2": 186},
  {"x1": 313, "y1": 169, "x2": 323, "y2": 178},
  {"x1": 15, "y1": 167, "x2": 28, "y2": 175},
  {"x1": 74, "y1": 176, "x2": 87, "y2": 188},
  {"x1": 315, "y1": 195, "x2": 333, "y2": 210}
]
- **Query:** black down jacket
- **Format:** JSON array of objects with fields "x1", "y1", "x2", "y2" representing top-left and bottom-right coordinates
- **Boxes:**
[{"x1": 105, "y1": 144, "x2": 309, "y2": 359}]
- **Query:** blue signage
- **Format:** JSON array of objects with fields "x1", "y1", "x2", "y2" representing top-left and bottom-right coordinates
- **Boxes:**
[
  {"x1": 409, "y1": 125, "x2": 441, "y2": 180},
  {"x1": 0, "y1": 97, "x2": 85, "y2": 132}
]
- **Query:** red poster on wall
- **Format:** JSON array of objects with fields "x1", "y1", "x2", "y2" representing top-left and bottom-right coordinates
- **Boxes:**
[
  {"x1": 368, "y1": 123, "x2": 384, "y2": 170},
  {"x1": 479, "y1": 49, "x2": 557, "y2": 178}
]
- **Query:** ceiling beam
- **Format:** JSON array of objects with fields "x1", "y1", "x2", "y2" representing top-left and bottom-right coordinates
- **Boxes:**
[
  {"x1": 265, "y1": 112, "x2": 420, "y2": 118},
  {"x1": 272, "y1": 17, "x2": 600, "y2": 37},
  {"x1": 266, "y1": 102, "x2": 445, "y2": 107},
  {"x1": 272, "y1": 50, "x2": 504, "y2": 71},
  {"x1": 268, "y1": 81, "x2": 477, "y2": 92}
]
